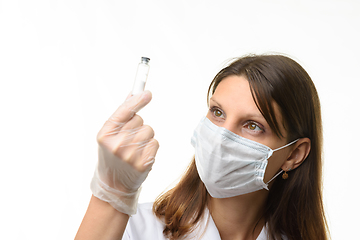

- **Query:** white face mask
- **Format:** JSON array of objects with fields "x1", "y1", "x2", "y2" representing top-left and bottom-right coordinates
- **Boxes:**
[{"x1": 191, "y1": 117, "x2": 298, "y2": 198}]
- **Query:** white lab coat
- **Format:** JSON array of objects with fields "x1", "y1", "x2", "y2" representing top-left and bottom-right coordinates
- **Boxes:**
[{"x1": 122, "y1": 203, "x2": 270, "y2": 240}]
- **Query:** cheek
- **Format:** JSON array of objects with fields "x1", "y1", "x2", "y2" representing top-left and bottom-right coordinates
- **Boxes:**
[
  {"x1": 263, "y1": 151, "x2": 288, "y2": 182},
  {"x1": 206, "y1": 112, "x2": 211, "y2": 119}
]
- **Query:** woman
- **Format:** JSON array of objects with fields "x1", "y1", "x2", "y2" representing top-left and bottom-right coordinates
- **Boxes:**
[{"x1": 76, "y1": 54, "x2": 329, "y2": 240}]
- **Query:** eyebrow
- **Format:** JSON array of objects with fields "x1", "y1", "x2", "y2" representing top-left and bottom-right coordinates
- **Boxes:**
[
  {"x1": 209, "y1": 97, "x2": 265, "y2": 120},
  {"x1": 209, "y1": 98, "x2": 223, "y2": 108}
]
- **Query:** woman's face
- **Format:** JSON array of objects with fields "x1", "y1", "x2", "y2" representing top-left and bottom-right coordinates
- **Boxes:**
[{"x1": 206, "y1": 75, "x2": 293, "y2": 183}]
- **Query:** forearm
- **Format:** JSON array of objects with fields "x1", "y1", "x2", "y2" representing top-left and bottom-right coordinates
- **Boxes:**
[{"x1": 75, "y1": 195, "x2": 129, "y2": 240}]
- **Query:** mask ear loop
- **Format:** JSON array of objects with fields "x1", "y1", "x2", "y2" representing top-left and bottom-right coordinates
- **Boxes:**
[
  {"x1": 266, "y1": 166, "x2": 292, "y2": 185},
  {"x1": 273, "y1": 139, "x2": 299, "y2": 152},
  {"x1": 266, "y1": 169, "x2": 284, "y2": 185},
  {"x1": 264, "y1": 139, "x2": 299, "y2": 187}
]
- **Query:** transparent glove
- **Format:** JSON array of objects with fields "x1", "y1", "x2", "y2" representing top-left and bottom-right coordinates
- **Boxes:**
[{"x1": 90, "y1": 91, "x2": 159, "y2": 215}]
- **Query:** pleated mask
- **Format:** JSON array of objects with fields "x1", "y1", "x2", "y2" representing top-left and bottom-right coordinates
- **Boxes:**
[{"x1": 191, "y1": 117, "x2": 298, "y2": 198}]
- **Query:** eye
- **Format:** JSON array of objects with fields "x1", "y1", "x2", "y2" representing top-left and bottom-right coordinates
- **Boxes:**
[
  {"x1": 245, "y1": 121, "x2": 264, "y2": 132},
  {"x1": 214, "y1": 109, "x2": 223, "y2": 117},
  {"x1": 210, "y1": 107, "x2": 225, "y2": 119}
]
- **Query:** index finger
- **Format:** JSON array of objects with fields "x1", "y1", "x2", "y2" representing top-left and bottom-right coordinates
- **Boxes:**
[{"x1": 107, "y1": 90, "x2": 152, "y2": 127}]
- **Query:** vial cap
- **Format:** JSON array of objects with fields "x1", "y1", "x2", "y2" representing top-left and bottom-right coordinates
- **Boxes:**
[{"x1": 141, "y1": 57, "x2": 150, "y2": 64}]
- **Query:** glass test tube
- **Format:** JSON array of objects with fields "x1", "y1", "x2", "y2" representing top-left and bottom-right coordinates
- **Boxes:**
[{"x1": 132, "y1": 57, "x2": 150, "y2": 95}]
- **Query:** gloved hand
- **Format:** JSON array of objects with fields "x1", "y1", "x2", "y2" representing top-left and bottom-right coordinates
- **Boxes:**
[{"x1": 90, "y1": 90, "x2": 159, "y2": 215}]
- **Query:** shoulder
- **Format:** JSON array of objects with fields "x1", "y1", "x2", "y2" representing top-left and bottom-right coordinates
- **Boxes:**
[
  {"x1": 123, "y1": 203, "x2": 221, "y2": 240},
  {"x1": 122, "y1": 202, "x2": 167, "y2": 240}
]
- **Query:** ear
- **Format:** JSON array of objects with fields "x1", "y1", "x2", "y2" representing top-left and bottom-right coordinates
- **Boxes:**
[{"x1": 281, "y1": 138, "x2": 311, "y2": 171}]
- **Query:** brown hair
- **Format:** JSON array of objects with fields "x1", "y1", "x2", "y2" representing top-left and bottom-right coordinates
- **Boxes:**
[{"x1": 153, "y1": 54, "x2": 329, "y2": 240}]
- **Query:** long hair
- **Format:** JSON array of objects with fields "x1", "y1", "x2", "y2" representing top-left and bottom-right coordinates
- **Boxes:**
[{"x1": 153, "y1": 54, "x2": 329, "y2": 240}]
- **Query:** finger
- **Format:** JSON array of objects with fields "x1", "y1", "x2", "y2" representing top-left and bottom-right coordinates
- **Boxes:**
[
  {"x1": 132, "y1": 125, "x2": 155, "y2": 143},
  {"x1": 137, "y1": 138, "x2": 160, "y2": 172},
  {"x1": 101, "y1": 90, "x2": 152, "y2": 135},
  {"x1": 112, "y1": 125, "x2": 155, "y2": 154},
  {"x1": 121, "y1": 115, "x2": 144, "y2": 131},
  {"x1": 115, "y1": 90, "x2": 152, "y2": 123},
  {"x1": 105, "y1": 115, "x2": 144, "y2": 137}
]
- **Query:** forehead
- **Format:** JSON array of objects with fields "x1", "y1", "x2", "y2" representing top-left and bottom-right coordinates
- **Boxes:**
[
  {"x1": 211, "y1": 75, "x2": 263, "y2": 116},
  {"x1": 211, "y1": 75, "x2": 286, "y2": 137}
]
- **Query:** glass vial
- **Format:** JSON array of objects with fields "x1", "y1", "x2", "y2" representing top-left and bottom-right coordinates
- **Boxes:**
[{"x1": 132, "y1": 57, "x2": 150, "y2": 95}]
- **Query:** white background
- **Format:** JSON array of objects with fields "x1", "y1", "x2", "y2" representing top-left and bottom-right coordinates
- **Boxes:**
[{"x1": 1, "y1": 0, "x2": 359, "y2": 239}]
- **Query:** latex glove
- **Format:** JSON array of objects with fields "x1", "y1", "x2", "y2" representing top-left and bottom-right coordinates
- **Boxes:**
[{"x1": 90, "y1": 91, "x2": 159, "y2": 215}]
